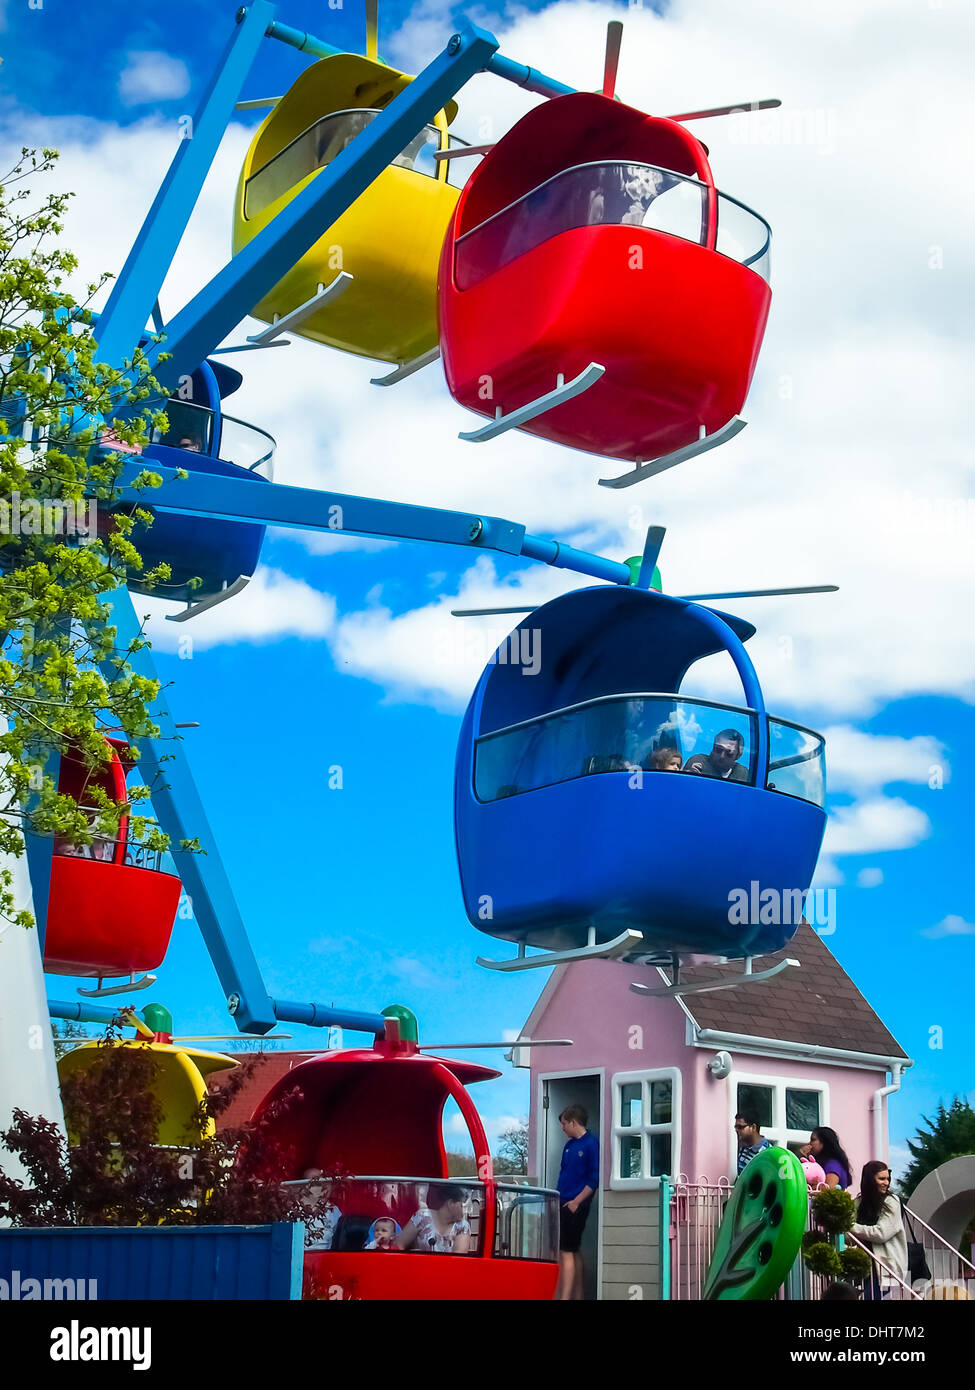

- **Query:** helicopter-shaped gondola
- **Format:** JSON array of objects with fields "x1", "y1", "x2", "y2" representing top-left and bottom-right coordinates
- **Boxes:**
[
  {"x1": 453, "y1": 532, "x2": 831, "y2": 977},
  {"x1": 98, "y1": 353, "x2": 274, "y2": 619},
  {"x1": 438, "y1": 23, "x2": 777, "y2": 486},
  {"x1": 243, "y1": 1006, "x2": 560, "y2": 1301},
  {"x1": 232, "y1": 12, "x2": 465, "y2": 366},
  {"x1": 56, "y1": 1004, "x2": 238, "y2": 1147},
  {"x1": 43, "y1": 737, "x2": 182, "y2": 993}
]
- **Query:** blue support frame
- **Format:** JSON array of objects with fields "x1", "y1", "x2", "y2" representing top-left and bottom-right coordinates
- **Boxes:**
[
  {"x1": 84, "y1": 586, "x2": 386, "y2": 1037},
  {"x1": 93, "y1": 0, "x2": 275, "y2": 371}
]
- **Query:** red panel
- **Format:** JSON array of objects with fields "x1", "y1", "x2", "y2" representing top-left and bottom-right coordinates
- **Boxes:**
[
  {"x1": 440, "y1": 224, "x2": 771, "y2": 462},
  {"x1": 305, "y1": 1251, "x2": 557, "y2": 1301},
  {"x1": 43, "y1": 858, "x2": 181, "y2": 977},
  {"x1": 456, "y1": 93, "x2": 712, "y2": 236},
  {"x1": 247, "y1": 1045, "x2": 500, "y2": 1181}
]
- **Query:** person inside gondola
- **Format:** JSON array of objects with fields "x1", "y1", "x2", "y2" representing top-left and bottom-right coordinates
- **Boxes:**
[
  {"x1": 396, "y1": 1182, "x2": 471, "y2": 1254},
  {"x1": 648, "y1": 746, "x2": 683, "y2": 773},
  {"x1": 300, "y1": 1166, "x2": 342, "y2": 1250},
  {"x1": 683, "y1": 729, "x2": 748, "y2": 782},
  {"x1": 364, "y1": 1216, "x2": 401, "y2": 1251}
]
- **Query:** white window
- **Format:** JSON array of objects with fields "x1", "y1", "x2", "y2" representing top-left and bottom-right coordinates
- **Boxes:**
[
  {"x1": 731, "y1": 1071, "x2": 828, "y2": 1173},
  {"x1": 611, "y1": 1068, "x2": 681, "y2": 1190}
]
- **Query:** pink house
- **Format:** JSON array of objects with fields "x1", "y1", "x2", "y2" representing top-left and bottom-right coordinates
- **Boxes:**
[{"x1": 518, "y1": 923, "x2": 912, "y2": 1299}]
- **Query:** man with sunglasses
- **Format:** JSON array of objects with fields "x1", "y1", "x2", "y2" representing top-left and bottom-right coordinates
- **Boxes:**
[
  {"x1": 685, "y1": 729, "x2": 749, "y2": 782},
  {"x1": 735, "y1": 1110, "x2": 772, "y2": 1175}
]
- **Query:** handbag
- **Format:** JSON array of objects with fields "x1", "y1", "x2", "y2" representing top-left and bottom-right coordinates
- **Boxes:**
[{"x1": 903, "y1": 1207, "x2": 932, "y2": 1283}]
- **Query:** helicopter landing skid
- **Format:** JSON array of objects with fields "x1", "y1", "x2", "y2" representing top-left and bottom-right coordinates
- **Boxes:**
[
  {"x1": 476, "y1": 927, "x2": 644, "y2": 973},
  {"x1": 370, "y1": 346, "x2": 441, "y2": 386},
  {"x1": 629, "y1": 954, "x2": 799, "y2": 999},
  {"x1": 458, "y1": 363, "x2": 605, "y2": 443},
  {"x1": 598, "y1": 415, "x2": 747, "y2": 489},
  {"x1": 77, "y1": 972, "x2": 158, "y2": 999},
  {"x1": 166, "y1": 573, "x2": 250, "y2": 623},
  {"x1": 245, "y1": 271, "x2": 354, "y2": 346}
]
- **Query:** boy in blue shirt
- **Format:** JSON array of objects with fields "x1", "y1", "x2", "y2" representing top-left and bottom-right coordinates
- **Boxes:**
[{"x1": 555, "y1": 1104, "x2": 599, "y2": 1300}]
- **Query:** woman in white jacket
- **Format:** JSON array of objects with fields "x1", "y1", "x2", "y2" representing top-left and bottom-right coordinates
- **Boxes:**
[{"x1": 851, "y1": 1160, "x2": 909, "y2": 1298}]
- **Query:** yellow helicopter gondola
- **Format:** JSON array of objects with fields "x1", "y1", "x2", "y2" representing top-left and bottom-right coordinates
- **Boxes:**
[
  {"x1": 57, "y1": 1005, "x2": 237, "y2": 1148},
  {"x1": 232, "y1": 14, "x2": 463, "y2": 366}
]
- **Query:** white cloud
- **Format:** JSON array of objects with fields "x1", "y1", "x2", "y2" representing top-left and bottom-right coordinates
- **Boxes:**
[
  {"x1": 6, "y1": 0, "x2": 975, "y2": 729},
  {"x1": 857, "y1": 867, "x2": 884, "y2": 888},
  {"x1": 330, "y1": 556, "x2": 565, "y2": 708},
  {"x1": 134, "y1": 566, "x2": 336, "y2": 652},
  {"x1": 118, "y1": 51, "x2": 191, "y2": 107},
  {"x1": 823, "y1": 797, "x2": 930, "y2": 858},
  {"x1": 921, "y1": 915, "x2": 975, "y2": 940},
  {"x1": 823, "y1": 728, "x2": 946, "y2": 795}
]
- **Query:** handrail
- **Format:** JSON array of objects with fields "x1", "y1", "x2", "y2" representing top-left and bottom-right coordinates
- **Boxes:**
[
  {"x1": 220, "y1": 411, "x2": 277, "y2": 475},
  {"x1": 844, "y1": 1230, "x2": 923, "y2": 1300},
  {"x1": 903, "y1": 1202, "x2": 975, "y2": 1275},
  {"x1": 456, "y1": 158, "x2": 711, "y2": 245},
  {"x1": 476, "y1": 690, "x2": 762, "y2": 743}
]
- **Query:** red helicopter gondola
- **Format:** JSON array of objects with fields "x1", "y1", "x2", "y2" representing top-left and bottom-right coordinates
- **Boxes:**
[
  {"x1": 438, "y1": 24, "x2": 776, "y2": 486},
  {"x1": 244, "y1": 1008, "x2": 560, "y2": 1301},
  {"x1": 43, "y1": 738, "x2": 181, "y2": 993}
]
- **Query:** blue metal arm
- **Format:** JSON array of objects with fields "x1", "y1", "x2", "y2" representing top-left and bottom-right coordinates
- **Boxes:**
[
  {"x1": 147, "y1": 23, "x2": 501, "y2": 391},
  {"x1": 90, "y1": 586, "x2": 279, "y2": 1033},
  {"x1": 92, "y1": 0, "x2": 275, "y2": 372},
  {"x1": 113, "y1": 462, "x2": 633, "y2": 587},
  {"x1": 80, "y1": 586, "x2": 387, "y2": 1037}
]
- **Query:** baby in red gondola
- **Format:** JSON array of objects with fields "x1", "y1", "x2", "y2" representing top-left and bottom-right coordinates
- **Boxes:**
[{"x1": 365, "y1": 1217, "x2": 401, "y2": 1251}]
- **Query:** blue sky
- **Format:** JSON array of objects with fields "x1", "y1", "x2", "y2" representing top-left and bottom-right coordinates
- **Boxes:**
[{"x1": 6, "y1": 0, "x2": 975, "y2": 1170}]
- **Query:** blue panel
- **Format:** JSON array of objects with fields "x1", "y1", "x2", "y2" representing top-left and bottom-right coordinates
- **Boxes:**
[
  {"x1": 0, "y1": 1225, "x2": 303, "y2": 1300},
  {"x1": 132, "y1": 446, "x2": 267, "y2": 599},
  {"x1": 455, "y1": 761, "x2": 826, "y2": 957},
  {"x1": 474, "y1": 587, "x2": 758, "y2": 736}
]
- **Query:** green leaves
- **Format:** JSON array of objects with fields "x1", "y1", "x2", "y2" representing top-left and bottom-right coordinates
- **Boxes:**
[{"x1": 0, "y1": 151, "x2": 196, "y2": 929}]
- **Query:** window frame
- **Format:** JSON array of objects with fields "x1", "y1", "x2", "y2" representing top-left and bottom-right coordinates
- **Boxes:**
[
  {"x1": 610, "y1": 1066, "x2": 681, "y2": 1192},
  {"x1": 728, "y1": 1069, "x2": 829, "y2": 1176}
]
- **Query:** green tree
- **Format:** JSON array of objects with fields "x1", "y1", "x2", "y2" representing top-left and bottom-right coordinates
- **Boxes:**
[
  {"x1": 50, "y1": 1019, "x2": 93, "y2": 1060},
  {"x1": 902, "y1": 1097, "x2": 975, "y2": 1197},
  {"x1": 495, "y1": 1122, "x2": 529, "y2": 1176},
  {"x1": 0, "y1": 148, "x2": 189, "y2": 929}
]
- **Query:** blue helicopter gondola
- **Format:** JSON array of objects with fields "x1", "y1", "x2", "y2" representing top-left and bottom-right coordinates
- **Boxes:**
[
  {"x1": 100, "y1": 357, "x2": 275, "y2": 614},
  {"x1": 454, "y1": 584, "x2": 827, "y2": 964}
]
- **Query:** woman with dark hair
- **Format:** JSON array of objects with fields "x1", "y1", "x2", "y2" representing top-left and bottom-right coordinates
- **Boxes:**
[
  {"x1": 397, "y1": 1182, "x2": 471, "y2": 1254},
  {"x1": 808, "y1": 1127, "x2": 853, "y2": 1189},
  {"x1": 852, "y1": 1160, "x2": 908, "y2": 1299}
]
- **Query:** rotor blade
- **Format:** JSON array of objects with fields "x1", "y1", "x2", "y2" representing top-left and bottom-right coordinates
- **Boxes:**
[
  {"x1": 603, "y1": 20, "x2": 623, "y2": 98},
  {"x1": 418, "y1": 1040, "x2": 573, "y2": 1050},
  {"x1": 636, "y1": 524, "x2": 666, "y2": 589},
  {"x1": 433, "y1": 144, "x2": 495, "y2": 161},
  {"x1": 450, "y1": 605, "x2": 539, "y2": 617},
  {"x1": 668, "y1": 98, "x2": 781, "y2": 122},
  {"x1": 365, "y1": 0, "x2": 378, "y2": 60},
  {"x1": 234, "y1": 97, "x2": 282, "y2": 111},
  {"x1": 678, "y1": 585, "x2": 839, "y2": 600},
  {"x1": 169, "y1": 1034, "x2": 293, "y2": 1042}
]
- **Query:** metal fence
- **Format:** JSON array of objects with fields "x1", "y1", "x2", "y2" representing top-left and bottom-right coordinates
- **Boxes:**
[{"x1": 664, "y1": 1176, "x2": 973, "y2": 1301}]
